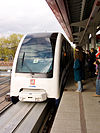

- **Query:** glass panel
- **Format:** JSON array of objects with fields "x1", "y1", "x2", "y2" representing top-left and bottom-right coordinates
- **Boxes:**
[{"x1": 16, "y1": 34, "x2": 56, "y2": 73}]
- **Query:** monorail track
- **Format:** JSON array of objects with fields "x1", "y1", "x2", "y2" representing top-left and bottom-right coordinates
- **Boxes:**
[
  {"x1": 0, "y1": 75, "x2": 58, "y2": 133},
  {"x1": 0, "y1": 76, "x2": 11, "y2": 113},
  {"x1": 0, "y1": 100, "x2": 56, "y2": 133}
]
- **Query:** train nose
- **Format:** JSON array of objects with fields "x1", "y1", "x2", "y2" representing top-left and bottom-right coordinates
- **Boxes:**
[{"x1": 19, "y1": 89, "x2": 47, "y2": 102}]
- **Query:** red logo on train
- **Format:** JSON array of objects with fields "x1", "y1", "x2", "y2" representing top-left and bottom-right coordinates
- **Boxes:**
[{"x1": 30, "y1": 79, "x2": 35, "y2": 85}]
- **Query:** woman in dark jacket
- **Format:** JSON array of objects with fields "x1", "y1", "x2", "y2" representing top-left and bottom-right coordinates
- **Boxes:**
[{"x1": 73, "y1": 48, "x2": 83, "y2": 92}]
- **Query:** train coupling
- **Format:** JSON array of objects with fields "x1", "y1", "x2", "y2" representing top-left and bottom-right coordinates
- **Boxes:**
[{"x1": 19, "y1": 89, "x2": 47, "y2": 102}]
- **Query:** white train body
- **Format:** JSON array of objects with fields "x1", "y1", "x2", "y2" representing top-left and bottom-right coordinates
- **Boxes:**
[{"x1": 10, "y1": 33, "x2": 73, "y2": 102}]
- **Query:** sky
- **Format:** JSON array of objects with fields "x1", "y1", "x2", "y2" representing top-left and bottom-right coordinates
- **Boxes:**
[
  {"x1": 0, "y1": 0, "x2": 64, "y2": 36},
  {"x1": 0, "y1": 0, "x2": 99, "y2": 47}
]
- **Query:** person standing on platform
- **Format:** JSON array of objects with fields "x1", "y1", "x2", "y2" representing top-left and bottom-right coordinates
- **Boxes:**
[
  {"x1": 86, "y1": 50, "x2": 91, "y2": 77},
  {"x1": 96, "y1": 46, "x2": 100, "y2": 58},
  {"x1": 93, "y1": 51, "x2": 100, "y2": 96},
  {"x1": 73, "y1": 46, "x2": 83, "y2": 92},
  {"x1": 81, "y1": 48, "x2": 86, "y2": 80},
  {"x1": 90, "y1": 48, "x2": 96, "y2": 77}
]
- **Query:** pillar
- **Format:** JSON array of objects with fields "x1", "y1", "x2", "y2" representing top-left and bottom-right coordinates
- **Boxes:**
[
  {"x1": 86, "y1": 43, "x2": 89, "y2": 50},
  {"x1": 85, "y1": 34, "x2": 89, "y2": 50},
  {"x1": 91, "y1": 36, "x2": 96, "y2": 48},
  {"x1": 90, "y1": 24, "x2": 96, "y2": 49},
  {"x1": 83, "y1": 44, "x2": 86, "y2": 50}
]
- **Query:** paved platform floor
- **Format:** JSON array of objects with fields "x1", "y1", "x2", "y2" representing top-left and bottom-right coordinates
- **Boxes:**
[{"x1": 50, "y1": 77, "x2": 100, "y2": 133}]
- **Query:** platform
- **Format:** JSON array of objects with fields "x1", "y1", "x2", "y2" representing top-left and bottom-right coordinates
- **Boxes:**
[{"x1": 50, "y1": 77, "x2": 100, "y2": 133}]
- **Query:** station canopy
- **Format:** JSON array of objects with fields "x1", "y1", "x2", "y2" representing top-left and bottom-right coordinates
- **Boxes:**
[{"x1": 46, "y1": 0, "x2": 100, "y2": 45}]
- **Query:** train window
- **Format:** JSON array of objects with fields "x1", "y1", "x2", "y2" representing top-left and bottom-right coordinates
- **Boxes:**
[
  {"x1": 16, "y1": 34, "x2": 56, "y2": 75},
  {"x1": 60, "y1": 40, "x2": 66, "y2": 75}
]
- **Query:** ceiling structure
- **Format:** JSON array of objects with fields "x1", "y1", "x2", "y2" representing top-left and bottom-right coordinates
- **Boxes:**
[{"x1": 46, "y1": 0, "x2": 100, "y2": 45}]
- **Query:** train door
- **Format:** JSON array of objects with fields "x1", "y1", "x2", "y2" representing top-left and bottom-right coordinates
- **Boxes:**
[
  {"x1": 59, "y1": 39, "x2": 67, "y2": 89},
  {"x1": 60, "y1": 39, "x2": 67, "y2": 76}
]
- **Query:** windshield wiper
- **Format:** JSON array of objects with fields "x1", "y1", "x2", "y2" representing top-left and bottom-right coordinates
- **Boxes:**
[
  {"x1": 22, "y1": 52, "x2": 25, "y2": 66},
  {"x1": 21, "y1": 52, "x2": 32, "y2": 73}
]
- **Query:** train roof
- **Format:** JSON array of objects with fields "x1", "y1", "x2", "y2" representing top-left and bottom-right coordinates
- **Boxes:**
[{"x1": 25, "y1": 32, "x2": 59, "y2": 38}]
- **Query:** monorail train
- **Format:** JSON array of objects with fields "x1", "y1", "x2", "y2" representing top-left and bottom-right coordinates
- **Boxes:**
[{"x1": 10, "y1": 32, "x2": 73, "y2": 103}]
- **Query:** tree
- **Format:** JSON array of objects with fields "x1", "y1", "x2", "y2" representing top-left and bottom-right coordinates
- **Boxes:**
[
  {"x1": 0, "y1": 37, "x2": 7, "y2": 59},
  {"x1": 0, "y1": 33, "x2": 23, "y2": 61}
]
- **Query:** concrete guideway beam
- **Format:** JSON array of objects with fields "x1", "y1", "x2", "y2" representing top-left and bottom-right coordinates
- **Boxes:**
[{"x1": 0, "y1": 101, "x2": 51, "y2": 133}]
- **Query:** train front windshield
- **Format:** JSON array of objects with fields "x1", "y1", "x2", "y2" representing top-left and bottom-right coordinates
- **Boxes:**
[{"x1": 16, "y1": 34, "x2": 56, "y2": 75}]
